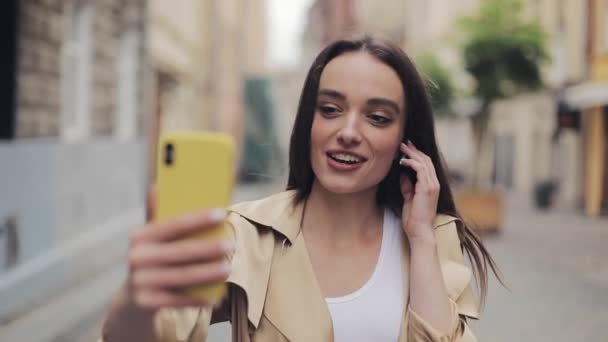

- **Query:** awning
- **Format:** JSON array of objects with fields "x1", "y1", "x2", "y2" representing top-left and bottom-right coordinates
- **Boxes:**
[{"x1": 563, "y1": 81, "x2": 608, "y2": 110}]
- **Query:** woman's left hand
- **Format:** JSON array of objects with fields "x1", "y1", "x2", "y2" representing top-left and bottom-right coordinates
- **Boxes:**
[{"x1": 399, "y1": 141, "x2": 440, "y2": 242}]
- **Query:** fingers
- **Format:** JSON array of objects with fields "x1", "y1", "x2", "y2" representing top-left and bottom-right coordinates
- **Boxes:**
[
  {"x1": 399, "y1": 157, "x2": 428, "y2": 189},
  {"x1": 132, "y1": 209, "x2": 227, "y2": 244},
  {"x1": 129, "y1": 239, "x2": 234, "y2": 268},
  {"x1": 131, "y1": 260, "x2": 231, "y2": 289},
  {"x1": 133, "y1": 288, "x2": 216, "y2": 309},
  {"x1": 127, "y1": 208, "x2": 233, "y2": 311},
  {"x1": 400, "y1": 142, "x2": 440, "y2": 191}
]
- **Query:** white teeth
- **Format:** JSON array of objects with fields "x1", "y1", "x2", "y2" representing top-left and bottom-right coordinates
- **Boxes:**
[{"x1": 330, "y1": 153, "x2": 363, "y2": 163}]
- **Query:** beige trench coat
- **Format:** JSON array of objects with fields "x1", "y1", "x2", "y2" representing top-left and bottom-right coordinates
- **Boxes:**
[{"x1": 102, "y1": 191, "x2": 479, "y2": 341}]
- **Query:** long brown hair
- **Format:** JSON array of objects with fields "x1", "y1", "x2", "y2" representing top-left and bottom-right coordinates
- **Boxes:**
[{"x1": 287, "y1": 36, "x2": 502, "y2": 305}]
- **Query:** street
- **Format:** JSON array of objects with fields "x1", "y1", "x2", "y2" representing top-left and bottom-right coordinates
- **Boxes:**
[
  {"x1": 19, "y1": 189, "x2": 608, "y2": 342},
  {"x1": 473, "y1": 195, "x2": 608, "y2": 341},
  {"x1": 4, "y1": 1, "x2": 608, "y2": 341}
]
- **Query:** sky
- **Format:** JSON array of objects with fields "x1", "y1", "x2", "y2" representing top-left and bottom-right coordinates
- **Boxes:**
[{"x1": 267, "y1": 0, "x2": 314, "y2": 68}]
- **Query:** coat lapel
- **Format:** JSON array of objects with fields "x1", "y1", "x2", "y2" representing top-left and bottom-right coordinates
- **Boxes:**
[
  {"x1": 231, "y1": 192, "x2": 473, "y2": 341},
  {"x1": 263, "y1": 196, "x2": 333, "y2": 341},
  {"x1": 231, "y1": 191, "x2": 333, "y2": 341},
  {"x1": 264, "y1": 231, "x2": 334, "y2": 341}
]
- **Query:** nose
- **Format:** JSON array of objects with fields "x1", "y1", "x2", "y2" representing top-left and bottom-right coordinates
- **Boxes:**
[{"x1": 337, "y1": 112, "x2": 362, "y2": 146}]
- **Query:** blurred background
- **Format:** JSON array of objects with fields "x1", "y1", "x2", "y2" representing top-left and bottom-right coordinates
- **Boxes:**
[{"x1": 1, "y1": 0, "x2": 607, "y2": 341}]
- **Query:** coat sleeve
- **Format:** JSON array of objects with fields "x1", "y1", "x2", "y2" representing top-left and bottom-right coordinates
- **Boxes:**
[
  {"x1": 170, "y1": 211, "x2": 274, "y2": 340},
  {"x1": 406, "y1": 301, "x2": 476, "y2": 341},
  {"x1": 406, "y1": 219, "x2": 479, "y2": 342},
  {"x1": 155, "y1": 307, "x2": 211, "y2": 342},
  {"x1": 99, "y1": 211, "x2": 273, "y2": 342},
  {"x1": 97, "y1": 306, "x2": 210, "y2": 342}
]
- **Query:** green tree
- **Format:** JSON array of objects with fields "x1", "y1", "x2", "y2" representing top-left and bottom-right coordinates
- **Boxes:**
[{"x1": 459, "y1": 0, "x2": 548, "y2": 185}]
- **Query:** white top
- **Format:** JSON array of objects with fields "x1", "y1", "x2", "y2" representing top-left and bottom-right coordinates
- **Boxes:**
[{"x1": 326, "y1": 209, "x2": 404, "y2": 342}]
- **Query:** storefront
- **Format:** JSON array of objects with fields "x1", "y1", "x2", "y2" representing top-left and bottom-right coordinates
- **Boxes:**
[{"x1": 564, "y1": 81, "x2": 608, "y2": 217}]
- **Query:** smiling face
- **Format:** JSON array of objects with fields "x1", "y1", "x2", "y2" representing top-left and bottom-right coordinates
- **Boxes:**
[{"x1": 310, "y1": 51, "x2": 406, "y2": 195}]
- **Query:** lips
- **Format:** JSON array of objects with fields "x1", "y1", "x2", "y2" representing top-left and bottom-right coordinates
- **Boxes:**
[
  {"x1": 326, "y1": 150, "x2": 367, "y2": 172},
  {"x1": 326, "y1": 151, "x2": 368, "y2": 165}
]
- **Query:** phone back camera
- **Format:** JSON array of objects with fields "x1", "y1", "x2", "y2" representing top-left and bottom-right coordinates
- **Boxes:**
[{"x1": 164, "y1": 143, "x2": 174, "y2": 166}]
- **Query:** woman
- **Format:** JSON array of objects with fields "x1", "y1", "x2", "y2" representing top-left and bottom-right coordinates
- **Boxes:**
[{"x1": 101, "y1": 36, "x2": 500, "y2": 342}]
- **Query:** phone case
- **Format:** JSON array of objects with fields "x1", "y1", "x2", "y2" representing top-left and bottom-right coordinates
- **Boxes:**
[{"x1": 156, "y1": 131, "x2": 235, "y2": 301}]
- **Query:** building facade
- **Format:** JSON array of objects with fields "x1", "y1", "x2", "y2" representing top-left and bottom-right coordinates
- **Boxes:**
[
  {"x1": 491, "y1": 1, "x2": 588, "y2": 202},
  {"x1": 149, "y1": 0, "x2": 279, "y2": 181},
  {"x1": 0, "y1": 0, "x2": 149, "y2": 324},
  {"x1": 581, "y1": 0, "x2": 608, "y2": 216}
]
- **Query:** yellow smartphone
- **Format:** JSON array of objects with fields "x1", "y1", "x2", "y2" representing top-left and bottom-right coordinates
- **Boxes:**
[{"x1": 155, "y1": 131, "x2": 235, "y2": 301}]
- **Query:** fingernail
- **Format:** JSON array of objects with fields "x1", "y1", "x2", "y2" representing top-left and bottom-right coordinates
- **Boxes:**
[
  {"x1": 223, "y1": 240, "x2": 236, "y2": 253},
  {"x1": 208, "y1": 208, "x2": 226, "y2": 222},
  {"x1": 407, "y1": 139, "x2": 413, "y2": 145}
]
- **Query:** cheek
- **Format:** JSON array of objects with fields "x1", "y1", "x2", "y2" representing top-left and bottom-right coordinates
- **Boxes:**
[
  {"x1": 371, "y1": 128, "x2": 402, "y2": 163},
  {"x1": 310, "y1": 115, "x2": 329, "y2": 152},
  {"x1": 310, "y1": 118, "x2": 321, "y2": 149}
]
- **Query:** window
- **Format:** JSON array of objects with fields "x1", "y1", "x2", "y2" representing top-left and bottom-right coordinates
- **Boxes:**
[
  {"x1": 0, "y1": 0, "x2": 18, "y2": 139},
  {"x1": 61, "y1": 0, "x2": 94, "y2": 141},
  {"x1": 115, "y1": 29, "x2": 138, "y2": 140}
]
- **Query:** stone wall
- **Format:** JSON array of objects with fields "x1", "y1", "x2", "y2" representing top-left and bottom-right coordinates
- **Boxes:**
[{"x1": 15, "y1": 0, "x2": 148, "y2": 138}]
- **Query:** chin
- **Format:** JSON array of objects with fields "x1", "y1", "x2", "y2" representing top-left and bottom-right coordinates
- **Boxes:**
[{"x1": 315, "y1": 176, "x2": 372, "y2": 196}]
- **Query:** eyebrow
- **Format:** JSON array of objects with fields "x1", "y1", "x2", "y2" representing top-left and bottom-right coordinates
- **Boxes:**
[
  {"x1": 318, "y1": 88, "x2": 402, "y2": 114},
  {"x1": 318, "y1": 89, "x2": 346, "y2": 101}
]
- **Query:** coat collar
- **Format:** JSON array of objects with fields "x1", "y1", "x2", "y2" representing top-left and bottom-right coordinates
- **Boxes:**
[
  {"x1": 229, "y1": 190, "x2": 459, "y2": 243},
  {"x1": 230, "y1": 190, "x2": 302, "y2": 244},
  {"x1": 231, "y1": 190, "x2": 332, "y2": 340},
  {"x1": 229, "y1": 191, "x2": 476, "y2": 341}
]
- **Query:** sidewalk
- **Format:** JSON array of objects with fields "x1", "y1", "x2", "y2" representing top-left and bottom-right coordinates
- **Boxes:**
[
  {"x1": 6, "y1": 187, "x2": 604, "y2": 342},
  {"x1": 69, "y1": 190, "x2": 608, "y2": 342},
  {"x1": 473, "y1": 192, "x2": 608, "y2": 341},
  {"x1": 0, "y1": 181, "x2": 281, "y2": 342}
]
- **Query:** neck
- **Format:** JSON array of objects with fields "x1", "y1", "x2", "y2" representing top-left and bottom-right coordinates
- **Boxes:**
[{"x1": 303, "y1": 180, "x2": 383, "y2": 245}]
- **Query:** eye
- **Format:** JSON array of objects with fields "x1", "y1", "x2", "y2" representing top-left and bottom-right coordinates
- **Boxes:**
[
  {"x1": 367, "y1": 113, "x2": 392, "y2": 126},
  {"x1": 317, "y1": 104, "x2": 341, "y2": 118}
]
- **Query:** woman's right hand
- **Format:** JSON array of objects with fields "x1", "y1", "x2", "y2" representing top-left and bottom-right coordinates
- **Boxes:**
[{"x1": 126, "y1": 187, "x2": 234, "y2": 311}]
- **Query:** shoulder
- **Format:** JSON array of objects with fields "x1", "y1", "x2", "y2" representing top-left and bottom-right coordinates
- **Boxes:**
[
  {"x1": 432, "y1": 214, "x2": 462, "y2": 259},
  {"x1": 223, "y1": 191, "x2": 301, "y2": 328},
  {"x1": 433, "y1": 213, "x2": 460, "y2": 231},
  {"x1": 229, "y1": 190, "x2": 296, "y2": 226},
  {"x1": 224, "y1": 191, "x2": 293, "y2": 249},
  {"x1": 431, "y1": 214, "x2": 481, "y2": 318},
  {"x1": 228, "y1": 190, "x2": 302, "y2": 244}
]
